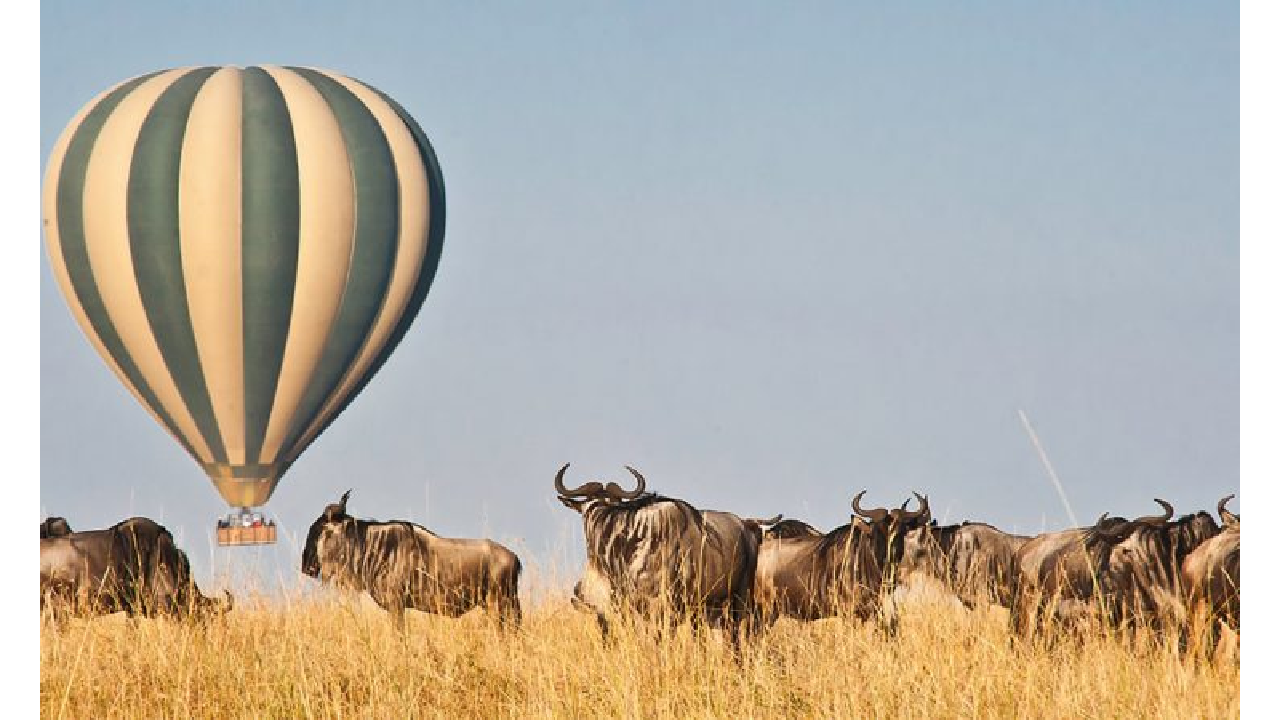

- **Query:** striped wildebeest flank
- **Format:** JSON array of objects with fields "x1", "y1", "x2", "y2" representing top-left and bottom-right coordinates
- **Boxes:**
[
  {"x1": 1181, "y1": 495, "x2": 1240, "y2": 649},
  {"x1": 554, "y1": 463, "x2": 767, "y2": 650},
  {"x1": 753, "y1": 491, "x2": 931, "y2": 629},
  {"x1": 300, "y1": 491, "x2": 523, "y2": 631},
  {"x1": 898, "y1": 519, "x2": 1031, "y2": 609},
  {"x1": 1009, "y1": 500, "x2": 1173, "y2": 638},
  {"x1": 40, "y1": 517, "x2": 73, "y2": 539},
  {"x1": 40, "y1": 516, "x2": 232, "y2": 621}
]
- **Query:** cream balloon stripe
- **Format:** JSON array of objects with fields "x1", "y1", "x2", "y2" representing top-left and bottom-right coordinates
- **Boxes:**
[
  {"x1": 239, "y1": 66, "x2": 301, "y2": 470},
  {"x1": 273, "y1": 67, "x2": 401, "y2": 466},
  {"x1": 282, "y1": 79, "x2": 448, "y2": 468},
  {"x1": 51, "y1": 70, "x2": 200, "y2": 461},
  {"x1": 128, "y1": 66, "x2": 229, "y2": 465}
]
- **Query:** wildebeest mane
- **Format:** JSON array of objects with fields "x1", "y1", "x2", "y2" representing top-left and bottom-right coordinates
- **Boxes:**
[
  {"x1": 813, "y1": 522, "x2": 864, "y2": 557},
  {"x1": 764, "y1": 519, "x2": 822, "y2": 539}
]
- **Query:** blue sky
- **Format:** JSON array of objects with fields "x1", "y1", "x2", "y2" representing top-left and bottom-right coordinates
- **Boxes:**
[{"x1": 39, "y1": 2, "x2": 1239, "y2": 592}]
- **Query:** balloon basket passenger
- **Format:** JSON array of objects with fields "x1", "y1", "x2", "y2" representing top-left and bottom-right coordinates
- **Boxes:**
[{"x1": 216, "y1": 509, "x2": 277, "y2": 546}]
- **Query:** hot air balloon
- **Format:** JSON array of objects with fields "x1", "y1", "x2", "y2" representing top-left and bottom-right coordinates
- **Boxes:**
[{"x1": 41, "y1": 66, "x2": 445, "y2": 545}]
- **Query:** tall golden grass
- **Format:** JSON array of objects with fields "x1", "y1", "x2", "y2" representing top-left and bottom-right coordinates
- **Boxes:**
[{"x1": 40, "y1": 567, "x2": 1239, "y2": 719}]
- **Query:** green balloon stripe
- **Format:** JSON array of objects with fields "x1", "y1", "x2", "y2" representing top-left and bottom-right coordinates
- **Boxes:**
[
  {"x1": 55, "y1": 71, "x2": 200, "y2": 462},
  {"x1": 240, "y1": 67, "x2": 301, "y2": 467},
  {"x1": 128, "y1": 66, "x2": 229, "y2": 465}
]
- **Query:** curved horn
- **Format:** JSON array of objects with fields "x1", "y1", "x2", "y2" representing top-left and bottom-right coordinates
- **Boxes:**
[
  {"x1": 554, "y1": 463, "x2": 599, "y2": 498},
  {"x1": 851, "y1": 491, "x2": 888, "y2": 523},
  {"x1": 222, "y1": 589, "x2": 234, "y2": 614},
  {"x1": 554, "y1": 463, "x2": 572, "y2": 495},
  {"x1": 1218, "y1": 494, "x2": 1239, "y2": 527},
  {"x1": 339, "y1": 489, "x2": 352, "y2": 513},
  {"x1": 618, "y1": 466, "x2": 647, "y2": 499},
  {"x1": 904, "y1": 492, "x2": 931, "y2": 522},
  {"x1": 1090, "y1": 512, "x2": 1135, "y2": 541},
  {"x1": 1135, "y1": 498, "x2": 1174, "y2": 526}
]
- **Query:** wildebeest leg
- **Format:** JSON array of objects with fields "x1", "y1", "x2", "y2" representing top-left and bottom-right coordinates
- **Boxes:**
[
  {"x1": 387, "y1": 605, "x2": 408, "y2": 633},
  {"x1": 879, "y1": 605, "x2": 901, "y2": 639},
  {"x1": 497, "y1": 596, "x2": 523, "y2": 632},
  {"x1": 1009, "y1": 586, "x2": 1041, "y2": 642}
]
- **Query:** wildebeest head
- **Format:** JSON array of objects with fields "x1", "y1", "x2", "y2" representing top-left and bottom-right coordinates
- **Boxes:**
[
  {"x1": 850, "y1": 490, "x2": 932, "y2": 570},
  {"x1": 852, "y1": 491, "x2": 930, "y2": 538},
  {"x1": 554, "y1": 463, "x2": 648, "y2": 513},
  {"x1": 762, "y1": 518, "x2": 824, "y2": 540},
  {"x1": 302, "y1": 489, "x2": 352, "y2": 578},
  {"x1": 171, "y1": 547, "x2": 234, "y2": 618},
  {"x1": 1087, "y1": 498, "x2": 1175, "y2": 544},
  {"x1": 40, "y1": 517, "x2": 72, "y2": 539}
]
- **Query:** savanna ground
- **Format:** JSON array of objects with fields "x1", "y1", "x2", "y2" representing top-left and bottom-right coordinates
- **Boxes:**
[{"x1": 40, "y1": 570, "x2": 1239, "y2": 719}]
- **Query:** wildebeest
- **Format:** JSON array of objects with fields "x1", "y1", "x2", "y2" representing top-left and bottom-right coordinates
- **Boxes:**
[
  {"x1": 898, "y1": 519, "x2": 1031, "y2": 609},
  {"x1": 1009, "y1": 500, "x2": 1173, "y2": 637},
  {"x1": 1182, "y1": 495, "x2": 1240, "y2": 644},
  {"x1": 40, "y1": 516, "x2": 73, "y2": 539},
  {"x1": 1098, "y1": 500, "x2": 1223, "y2": 636},
  {"x1": 40, "y1": 516, "x2": 232, "y2": 620},
  {"x1": 300, "y1": 490, "x2": 523, "y2": 630},
  {"x1": 753, "y1": 491, "x2": 931, "y2": 627},
  {"x1": 554, "y1": 464, "x2": 764, "y2": 649}
]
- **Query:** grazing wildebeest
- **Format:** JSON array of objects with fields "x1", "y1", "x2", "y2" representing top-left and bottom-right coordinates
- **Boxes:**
[
  {"x1": 1009, "y1": 500, "x2": 1172, "y2": 637},
  {"x1": 300, "y1": 490, "x2": 522, "y2": 630},
  {"x1": 40, "y1": 516, "x2": 231, "y2": 620},
  {"x1": 555, "y1": 464, "x2": 764, "y2": 649},
  {"x1": 41, "y1": 517, "x2": 73, "y2": 539},
  {"x1": 753, "y1": 491, "x2": 931, "y2": 627},
  {"x1": 1182, "y1": 495, "x2": 1240, "y2": 647},
  {"x1": 898, "y1": 520, "x2": 1031, "y2": 609}
]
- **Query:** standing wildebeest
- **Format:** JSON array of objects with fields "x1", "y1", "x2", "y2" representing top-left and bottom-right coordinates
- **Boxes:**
[
  {"x1": 1010, "y1": 500, "x2": 1173, "y2": 637},
  {"x1": 753, "y1": 491, "x2": 931, "y2": 627},
  {"x1": 1099, "y1": 500, "x2": 1223, "y2": 636},
  {"x1": 40, "y1": 516, "x2": 231, "y2": 620},
  {"x1": 898, "y1": 519, "x2": 1031, "y2": 609},
  {"x1": 555, "y1": 464, "x2": 764, "y2": 648},
  {"x1": 1182, "y1": 495, "x2": 1240, "y2": 644},
  {"x1": 301, "y1": 490, "x2": 522, "y2": 630}
]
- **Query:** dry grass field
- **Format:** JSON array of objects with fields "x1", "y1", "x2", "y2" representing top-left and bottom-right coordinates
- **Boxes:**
[{"x1": 40, "y1": 569, "x2": 1239, "y2": 720}]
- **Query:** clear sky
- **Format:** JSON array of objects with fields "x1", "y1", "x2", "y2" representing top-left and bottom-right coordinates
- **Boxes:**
[{"x1": 39, "y1": 2, "x2": 1239, "y2": 593}]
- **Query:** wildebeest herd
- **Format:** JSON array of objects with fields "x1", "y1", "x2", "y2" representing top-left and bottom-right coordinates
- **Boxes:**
[{"x1": 40, "y1": 465, "x2": 1240, "y2": 655}]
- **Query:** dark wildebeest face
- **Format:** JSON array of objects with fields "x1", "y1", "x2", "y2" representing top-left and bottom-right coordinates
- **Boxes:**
[
  {"x1": 40, "y1": 517, "x2": 72, "y2": 539},
  {"x1": 554, "y1": 462, "x2": 648, "y2": 513},
  {"x1": 851, "y1": 490, "x2": 932, "y2": 571},
  {"x1": 302, "y1": 490, "x2": 352, "y2": 579}
]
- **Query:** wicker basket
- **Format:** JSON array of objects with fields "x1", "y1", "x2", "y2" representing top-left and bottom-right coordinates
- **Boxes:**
[{"x1": 216, "y1": 524, "x2": 277, "y2": 546}]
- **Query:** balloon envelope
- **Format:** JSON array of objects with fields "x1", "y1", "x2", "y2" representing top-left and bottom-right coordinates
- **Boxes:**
[{"x1": 42, "y1": 65, "x2": 446, "y2": 508}]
